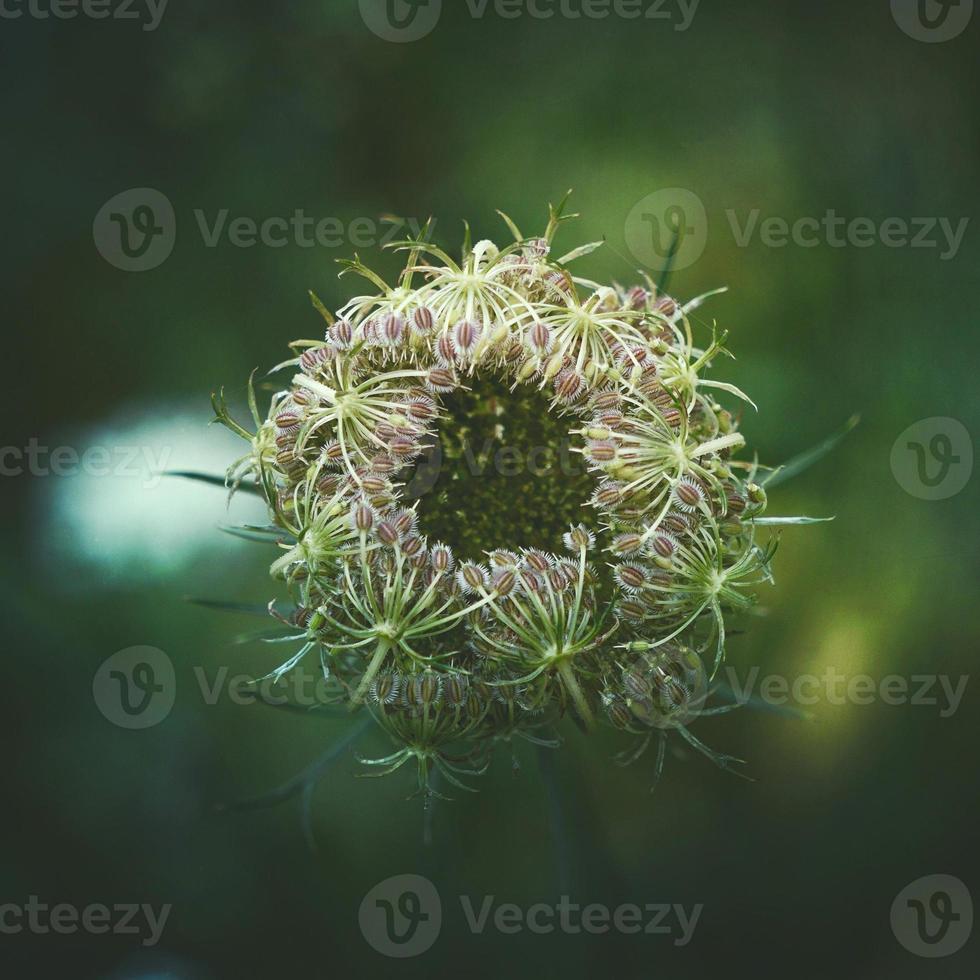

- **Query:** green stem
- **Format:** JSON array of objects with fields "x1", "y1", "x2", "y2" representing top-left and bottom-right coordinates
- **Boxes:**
[
  {"x1": 350, "y1": 638, "x2": 392, "y2": 709},
  {"x1": 557, "y1": 660, "x2": 594, "y2": 731}
]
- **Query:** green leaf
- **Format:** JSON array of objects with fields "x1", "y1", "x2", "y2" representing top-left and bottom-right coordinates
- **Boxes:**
[
  {"x1": 308, "y1": 290, "x2": 334, "y2": 326},
  {"x1": 166, "y1": 471, "x2": 263, "y2": 496},
  {"x1": 763, "y1": 415, "x2": 860, "y2": 488},
  {"x1": 556, "y1": 240, "x2": 605, "y2": 264},
  {"x1": 184, "y1": 597, "x2": 273, "y2": 616},
  {"x1": 749, "y1": 516, "x2": 836, "y2": 525}
]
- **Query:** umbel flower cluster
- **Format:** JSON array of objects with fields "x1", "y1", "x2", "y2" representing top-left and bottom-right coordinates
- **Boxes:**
[{"x1": 211, "y1": 199, "x2": 815, "y2": 801}]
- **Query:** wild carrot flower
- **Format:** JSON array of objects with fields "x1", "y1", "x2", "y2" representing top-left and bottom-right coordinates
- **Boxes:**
[{"x1": 206, "y1": 197, "x2": 836, "y2": 804}]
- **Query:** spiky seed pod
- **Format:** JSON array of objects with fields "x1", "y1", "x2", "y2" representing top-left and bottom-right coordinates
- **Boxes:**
[
  {"x1": 429, "y1": 542, "x2": 455, "y2": 574},
  {"x1": 614, "y1": 562, "x2": 647, "y2": 593},
  {"x1": 674, "y1": 477, "x2": 707, "y2": 512},
  {"x1": 329, "y1": 319, "x2": 354, "y2": 348},
  {"x1": 377, "y1": 519, "x2": 401, "y2": 546},
  {"x1": 370, "y1": 672, "x2": 401, "y2": 706},
  {"x1": 412, "y1": 306, "x2": 435, "y2": 336},
  {"x1": 443, "y1": 674, "x2": 468, "y2": 706},
  {"x1": 452, "y1": 319, "x2": 482, "y2": 356},
  {"x1": 562, "y1": 524, "x2": 595, "y2": 552},
  {"x1": 612, "y1": 533, "x2": 643, "y2": 556},
  {"x1": 457, "y1": 562, "x2": 489, "y2": 594},
  {"x1": 424, "y1": 366, "x2": 457, "y2": 393}
]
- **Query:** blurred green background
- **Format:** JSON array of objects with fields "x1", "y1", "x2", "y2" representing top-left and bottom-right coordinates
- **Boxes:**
[{"x1": 2, "y1": 0, "x2": 978, "y2": 977}]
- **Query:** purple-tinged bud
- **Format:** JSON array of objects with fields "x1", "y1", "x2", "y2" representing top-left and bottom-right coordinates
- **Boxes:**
[
  {"x1": 330, "y1": 319, "x2": 354, "y2": 348},
  {"x1": 614, "y1": 562, "x2": 647, "y2": 593},
  {"x1": 554, "y1": 368, "x2": 585, "y2": 403},
  {"x1": 429, "y1": 543, "x2": 454, "y2": 574},
  {"x1": 452, "y1": 319, "x2": 482, "y2": 356},
  {"x1": 424, "y1": 367, "x2": 457, "y2": 393},
  {"x1": 562, "y1": 524, "x2": 595, "y2": 552},
  {"x1": 376, "y1": 520, "x2": 400, "y2": 547},
  {"x1": 612, "y1": 533, "x2": 643, "y2": 555},
  {"x1": 674, "y1": 477, "x2": 706, "y2": 512},
  {"x1": 457, "y1": 562, "x2": 489, "y2": 594},
  {"x1": 353, "y1": 503, "x2": 375, "y2": 532},
  {"x1": 381, "y1": 313, "x2": 405, "y2": 346},
  {"x1": 412, "y1": 306, "x2": 436, "y2": 336},
  {"x1": 528, "y1": 321, "x2": 552, "y2": 355}
]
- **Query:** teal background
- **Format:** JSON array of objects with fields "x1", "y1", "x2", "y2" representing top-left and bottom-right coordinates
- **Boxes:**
[{"x1": 1, "y1": 0, "x2": 978, "y2": 976}]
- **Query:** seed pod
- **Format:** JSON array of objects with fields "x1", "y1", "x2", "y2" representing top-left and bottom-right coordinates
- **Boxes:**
[
  {"x1": 330, "y1": 319, "x2": 354, "y2": 348},
  {"x1": 488, "y1": 549, "x2": 520, "y2": 569},
  {"x1": 429, "y1": 543, "x2": 455, "y2": 574},
  {"x1": 626, "y1": 285, "x2": 650, "y2": 310},
  {"x1": 453, "y1": 319, "x2": 482, "y2": 355},
  {"x1": 425, "y1": 366, "x2": 457, "y2": 393},
  {"x1": 404, "y1": 395, "x2": 437, "y2": 421},
  {"x1": 376, "y1": 520, "x2": 399, "y2": 546},
  {"x1": 516, "y1": 358, "x2": 540, "y2": 383},
  {"x1": 369, "y1": 454, "x2": 398, "y2": 475},
  {"x1": 523, "y1": 549, "x2": 553, "y2": 572},
  {"x1": 443, "y1": 673, "x2": 468, "y2": 706},
  {"x1": 619, "y1": 599, "x2": 647, "y2": 620},
  {"x1": 352, "y1": 503, "x2": 374, "y2": 532},
  {"x1": 392, "y1": 509, "x2": 418, "y2": 535},
  {"x1": 300, "y1": 347, "x2": 331, "y2": 373},
  {"x1": 360, "y1": 474, "x2": 388, "y2": 495},
  {"x1": 562, "y1": 524, "x2": 595, "y2": 552},
  {"x1": 585, "y1": 440, "x2": 617, "y2": 464},
  {"x1": 605, "y1": 693, "x2": 635, "y2": 730},
  {"x1": 416, "y1": 671, "x2": 442, "y2": 706},
  {"x1": 457, "y1": 562, "x2": 489, "y2": 593},
  {"x1": 275, "y1": 411, "x2": 302, "y2": 431},
  {"x1": 542, "y1": 353, "x2": 564, "y2": 382},
  {"x1": 381, "y1": 313, "x2": 405, "y2": 345},
  {"x1": 592, "y1": 481, "x2": 624, "y2": 507},
  {"x1": 653, "y1": 294, "x2": 677, "y2": 318},
  {"x1": 434, "y1": 333, "x2": 457, "y2": 365},
  {"x1": 412, "y1": 306, "x2": 435, "y2": 336},
  {"x1": 623, "y1": 664, "x2": 652, "y2": 701},
  {"x1": 612, "y1": 533, "x2": 643, "y2": 555},
  {"x1": 370, "y1": 672, "x2": 401, "y2": 707},
  {"x1": 389, "y1": 435, "x2": 418, "y2": 458},
  {"x1": 674, "y1": 477, "x2": 706, "y2": 512},
  {"x1": 528, "y1": 321, "x2": 552, "y2": 354},
  {"x1": 554, "y1": 369, "x2": 585, "y2": 403},
  {"x1": 492, "y1": 568, "x2": 517, "y2": 596},
  {"x1": 651, "y1": 532, "x2": 679, "y2": 559},
  {"x1": 401, "y1": 533, "x2": 424, "y2": 557},
  {"x1": 614, "y1": 562, "x2": 647, "y2": 593}
]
